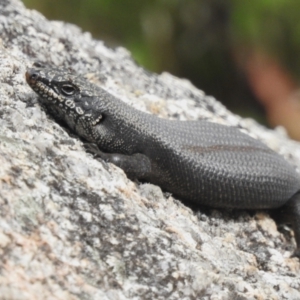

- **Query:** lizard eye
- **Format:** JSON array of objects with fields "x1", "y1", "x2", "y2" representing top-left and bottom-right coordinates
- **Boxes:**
[{"x1": 61, "y1": 84, "x2": 76, "y2": 96}]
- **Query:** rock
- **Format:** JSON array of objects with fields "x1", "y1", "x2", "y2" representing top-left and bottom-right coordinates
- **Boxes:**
[{"x1": 0, "y1": 0, "x2": 299, "y2": 299}]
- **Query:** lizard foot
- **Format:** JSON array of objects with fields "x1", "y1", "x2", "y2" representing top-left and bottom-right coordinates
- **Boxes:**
[{"x1": 84, "y1": 143, "x2": 107, "y2": 159}]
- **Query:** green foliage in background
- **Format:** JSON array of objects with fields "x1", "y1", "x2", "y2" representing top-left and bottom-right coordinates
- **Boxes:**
[
  {"x1": 23, "y1": 0, "x2": 300, "y2": 75},
  {"x1": 23, "y1": 0, "x2": 179, "y2": 72},
  {"x1": 22, "y1": 0, "x2": 300, "y2": 122},
  {"x1": 231, "y1": 0, "x2": 300, "y2": 76}
]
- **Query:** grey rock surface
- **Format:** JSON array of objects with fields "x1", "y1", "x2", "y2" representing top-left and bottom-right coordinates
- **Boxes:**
[{"x1": 0, "y1": 0, "x2": 299, "y2": 299}]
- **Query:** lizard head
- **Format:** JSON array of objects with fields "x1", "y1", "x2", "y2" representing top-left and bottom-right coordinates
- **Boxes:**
[{"x1": 25, "y1": 63, "x2": 105, "y2": 142}]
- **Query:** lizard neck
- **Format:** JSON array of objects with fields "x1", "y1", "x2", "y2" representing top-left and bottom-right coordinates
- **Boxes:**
[{"x1": 92, "y1": 91, "x2": 157, "y2": 154}]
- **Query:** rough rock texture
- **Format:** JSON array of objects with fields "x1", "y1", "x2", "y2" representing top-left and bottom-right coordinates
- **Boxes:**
[{"x1": 0, "y1": 0, "x2": 299, "y2": 299}]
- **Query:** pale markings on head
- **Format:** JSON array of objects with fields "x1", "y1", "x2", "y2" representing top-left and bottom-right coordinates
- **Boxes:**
[
  {"x1": 47, "y1": 71, "x2": 56, "y2": 80},
  {"x1": 65, "y1": 99, "x2": 75, "y2": 108},
  {"x1": 32, "y1": 71, "x2": 102, "y2": 120},
  {"x1": 75, "y1": 107, "x2": 84, "y2": 115},
  {"x1": 57, "y1": 94, "x2": 65, "y2": 102},
  {"x1": 39, "y1": 71, "x2": 46, "y2": 77},
  {"x1": 92, "y1": 115, "x2": 102, "y2": 125},
  {"x1": 34, "y1": 80, "x2": 64, "y2": 102}
]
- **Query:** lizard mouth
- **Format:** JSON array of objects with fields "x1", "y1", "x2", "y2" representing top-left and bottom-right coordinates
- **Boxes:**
[{"x1": 26, "y1": 68, "x2": 63, "y2": 102}]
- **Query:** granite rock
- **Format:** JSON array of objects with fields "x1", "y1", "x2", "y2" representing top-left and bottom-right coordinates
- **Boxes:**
[{"x1": 0, "y1": 0, "x2": 299, "y2": 299}]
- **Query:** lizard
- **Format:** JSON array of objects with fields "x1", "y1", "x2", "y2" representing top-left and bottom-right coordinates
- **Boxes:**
[{"x1": 25, "y1": 63, "x2": 300, "y2": 257}]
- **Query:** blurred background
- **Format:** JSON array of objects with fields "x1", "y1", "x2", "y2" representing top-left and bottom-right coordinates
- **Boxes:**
[{"x1": 22, "y1": 0, "x2": 300, "y2": 140}]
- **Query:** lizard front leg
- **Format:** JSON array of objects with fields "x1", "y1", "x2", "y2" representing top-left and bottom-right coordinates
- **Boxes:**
[{"x1": 84, "y1": 143, "x2": 152, "y2": 180}]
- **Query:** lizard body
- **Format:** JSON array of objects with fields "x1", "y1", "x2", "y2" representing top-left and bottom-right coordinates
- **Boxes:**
[{"x1": 26, "y1": 65, "x2": 300, "y2": 256}]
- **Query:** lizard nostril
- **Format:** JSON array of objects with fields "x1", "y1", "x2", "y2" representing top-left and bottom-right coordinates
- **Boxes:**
[
  {"x1": 25, "y1": 69, "x2": 40, "y2": 83},
  {"x1": 30, "y1": 73, "x2": 38, "y2": 80}
]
